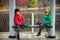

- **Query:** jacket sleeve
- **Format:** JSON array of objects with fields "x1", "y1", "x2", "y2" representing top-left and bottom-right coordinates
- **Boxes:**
[
  {"x1": 43, "y1": 16, "x2": 47, "y2": 24},
  {"x1": 21, "y1": 15, "x2": 25, "y2": 23},
  {"x1": 43, "y1": 19, "x2": 46, "y2": 24},
  {"x1": 14, "y1": 16, "x2": 21, "y2": 26},
  {"x1": 46, "y1": 15, "x2": 52, "y2": 24}
]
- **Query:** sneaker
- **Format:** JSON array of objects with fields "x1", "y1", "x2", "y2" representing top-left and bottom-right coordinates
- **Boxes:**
[{"x1": 36, "y1": 34, "x2": 41, "y2": 36}]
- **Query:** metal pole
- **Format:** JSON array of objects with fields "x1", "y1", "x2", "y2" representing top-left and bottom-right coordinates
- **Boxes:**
[
  {"x1": 9, "y1": 0, "x2": 16, "y2": 38},
  {"x1": 32, "y1": 12, "x2": 34, "y2": 33},
  {"x1": 49, "y1": 0, "x2": 56, "y2": 38}
]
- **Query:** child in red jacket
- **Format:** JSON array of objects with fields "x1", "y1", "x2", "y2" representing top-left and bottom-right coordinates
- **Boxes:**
[
  {"x1": 14, "y1": 9, "x2": 26, "y2": 29},
  {"x1": 14, "y1": 9, "x2": 26, "y2": 40}
]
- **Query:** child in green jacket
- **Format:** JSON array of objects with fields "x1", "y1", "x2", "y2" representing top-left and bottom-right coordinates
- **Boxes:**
[{"x1": 36, "y1": 9, "x2": 52, "y2": 36}]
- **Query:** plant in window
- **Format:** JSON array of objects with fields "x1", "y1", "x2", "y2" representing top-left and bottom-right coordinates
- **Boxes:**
[
  {"x1": 29, "y1": 0, "x2": 38, "y2": 7},
  {"x1": 16, "y1": 0, "x2": 29, "y2": 6}
]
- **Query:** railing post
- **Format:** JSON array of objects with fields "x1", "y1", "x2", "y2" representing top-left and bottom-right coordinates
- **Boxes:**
[{"x1": 32, "y1": 12, "x2": 34, "y2": 33}]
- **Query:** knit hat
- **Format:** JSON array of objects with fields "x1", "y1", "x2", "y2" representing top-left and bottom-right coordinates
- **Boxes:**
[{"x1": 44, "y1": 9, "x2": 50, "y2": 14}]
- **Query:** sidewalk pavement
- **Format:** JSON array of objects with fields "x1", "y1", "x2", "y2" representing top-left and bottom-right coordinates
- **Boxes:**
[{"x1": 0, "y1": 32, "x2": 60, "y2": 40}]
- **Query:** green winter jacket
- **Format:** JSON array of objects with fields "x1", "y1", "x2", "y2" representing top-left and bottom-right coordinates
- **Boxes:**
[{"x1": 43, "y1": 13, "x2": 52, "y2": 27}]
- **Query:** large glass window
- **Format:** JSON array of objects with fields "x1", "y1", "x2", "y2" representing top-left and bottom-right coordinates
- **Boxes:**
[
  {"x1": 0, "y1": 0, "x2": 60, "y2": 32},
  {"x1": 0, "y1": 0, "x2": 9, "y2": 32},
  {"x1": 16, "y1": 0, "x2": 60, "y2": 32},
  {"x1": 56, "y1": 0, "x2": 60, "y2": 32}
]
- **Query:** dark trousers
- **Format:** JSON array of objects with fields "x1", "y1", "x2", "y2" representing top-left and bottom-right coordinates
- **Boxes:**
[
  {"x1": 37, "y1": 23, "x2": 46, "y2": 35},
  {"x1": 15, "y1": 23, "x2": 27, "y2": 33},
  {"x1": 14, "y1": 24, "x2": 27, "y2": 40},
  {"x1": 14, "y1": 26, "x2": 20, "y2": 40}
]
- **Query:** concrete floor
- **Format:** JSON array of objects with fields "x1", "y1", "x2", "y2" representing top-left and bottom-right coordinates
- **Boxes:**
[{"x1": 0, "y1": 32, "x2": 60, "y2": 40}]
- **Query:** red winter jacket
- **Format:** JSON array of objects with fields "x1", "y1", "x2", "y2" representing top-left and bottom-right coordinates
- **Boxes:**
[{"x1": 14, "y1": 13, "x2": 25, "y2": 26}]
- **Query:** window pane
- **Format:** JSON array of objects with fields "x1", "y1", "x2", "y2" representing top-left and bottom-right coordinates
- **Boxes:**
[{"x1": 0, "y1": 0, "x2": 9, "y2": 32}]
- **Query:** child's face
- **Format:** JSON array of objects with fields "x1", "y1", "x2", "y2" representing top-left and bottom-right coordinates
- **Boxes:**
[
  {"x1": 44, "y1": 9, "x2": 50, "y2": 15},
  {"x1": 45, "y1": 11, "x2": 49, "y2": 15},
  {"x1": 16, "y1": 11, "x2": 20, "y2": 14}
]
